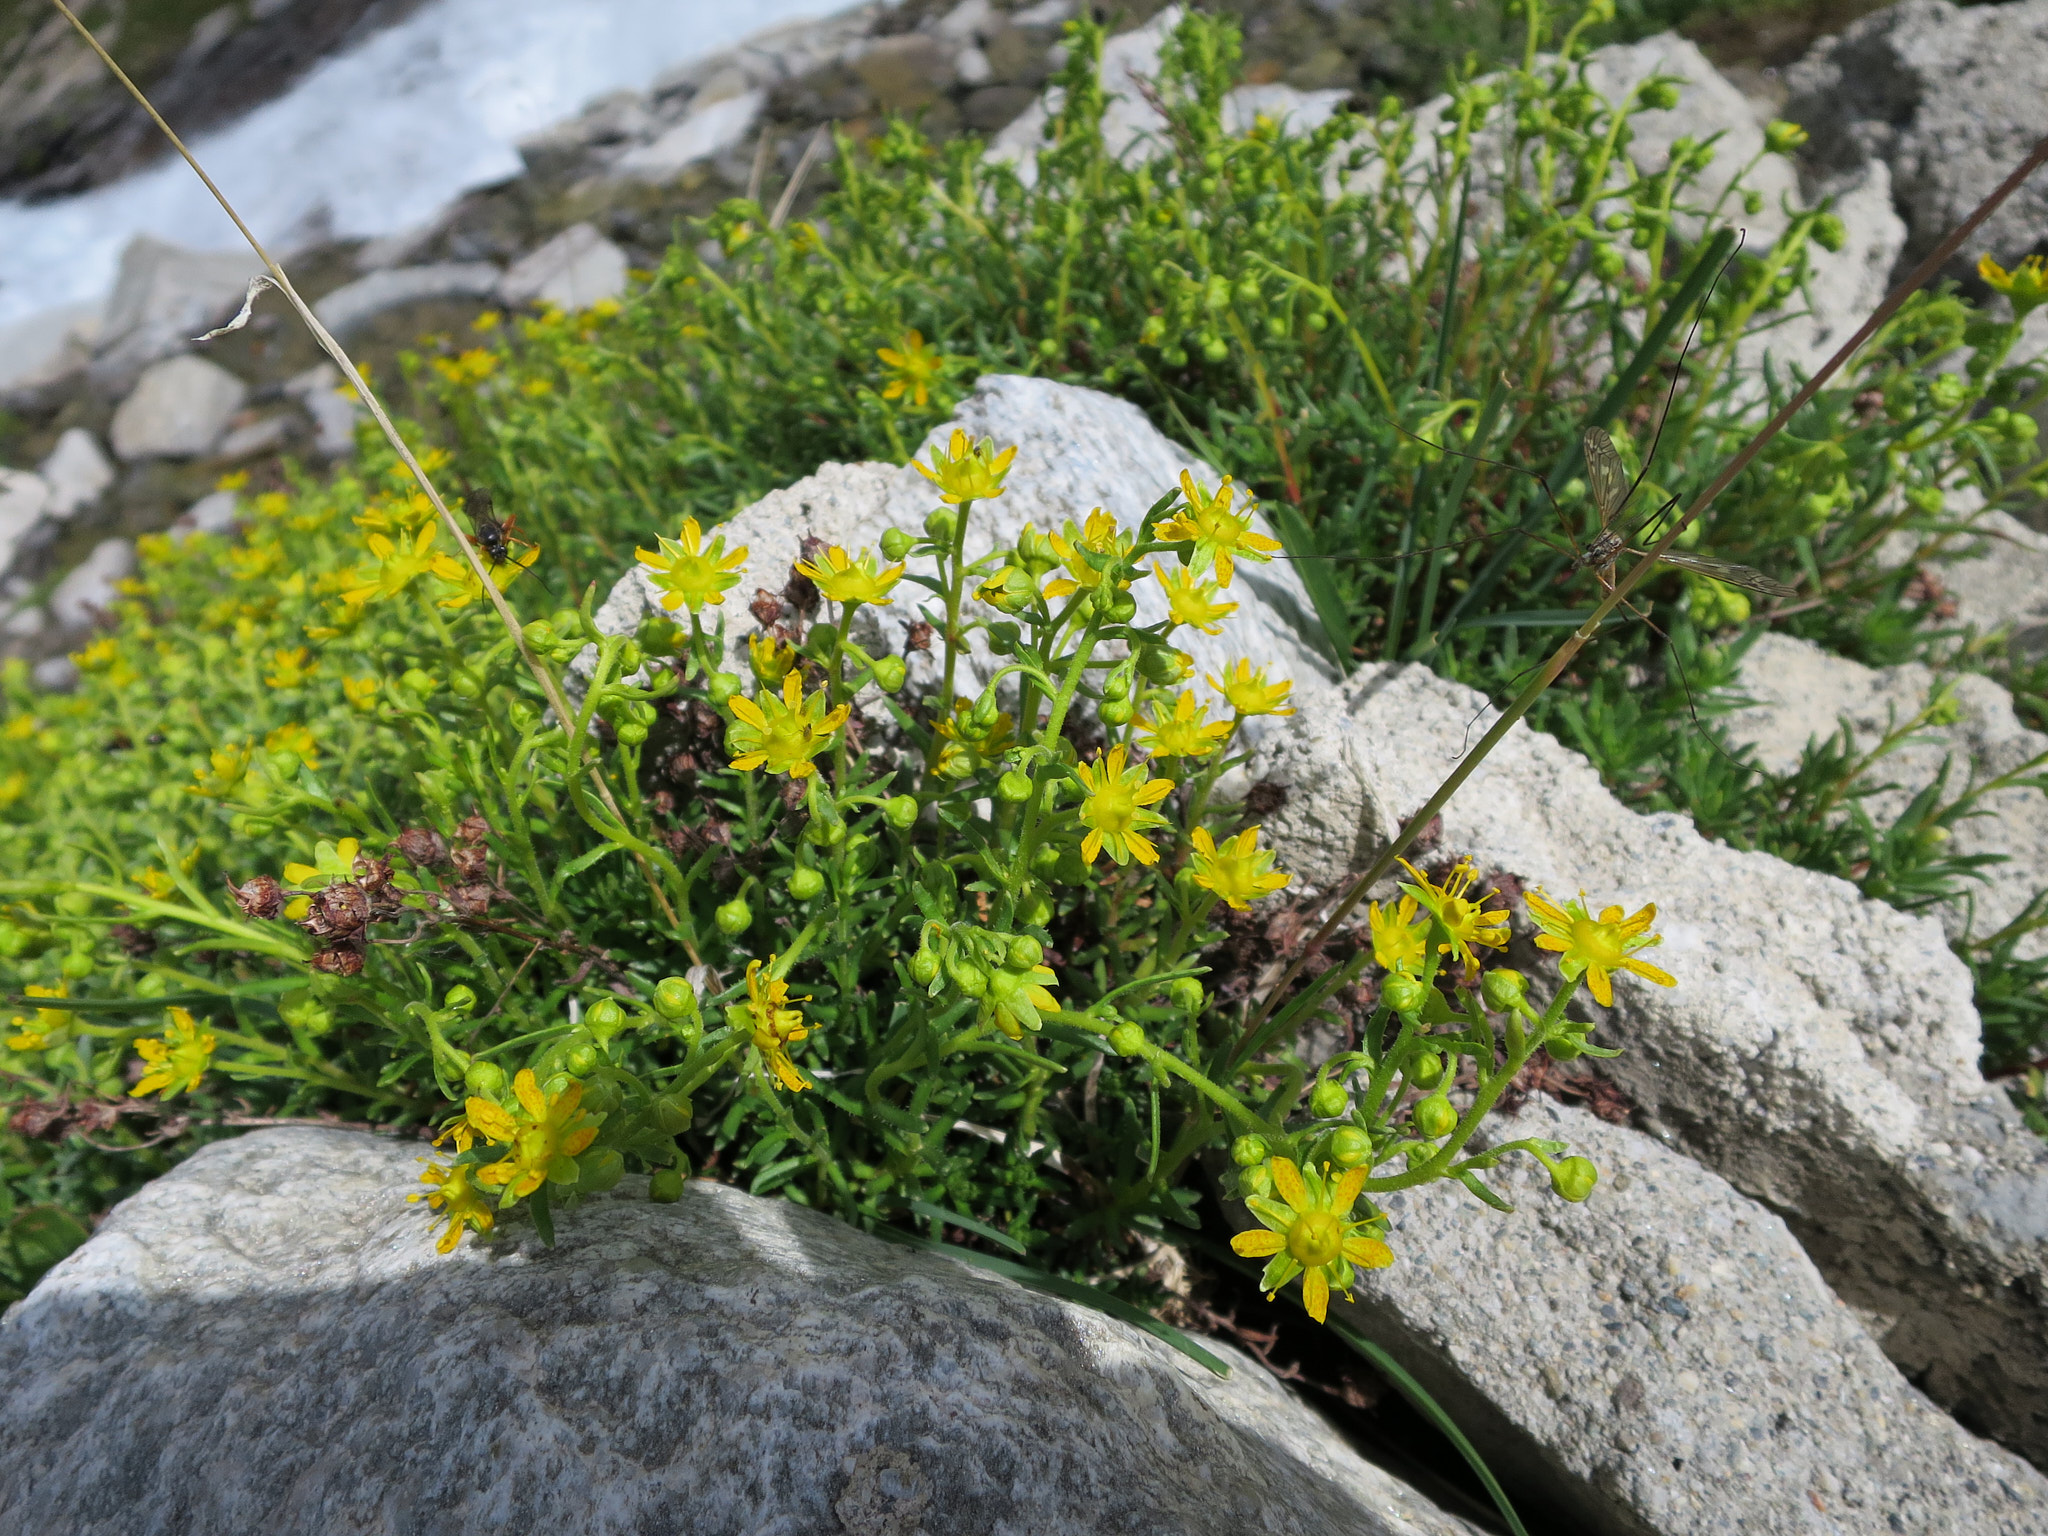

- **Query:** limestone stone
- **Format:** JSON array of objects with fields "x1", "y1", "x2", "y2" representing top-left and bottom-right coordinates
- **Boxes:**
[
  {"x1": 612, "y1": 90, "x2": 766, "y2": 182},
  {"x1": 283, "y1": 361, "x2": 363, "y2": 458},
  {"x1": 36, "y1": 427, "x2": 115, "y2": 519},
  {"x1": 0, "y1": 469, "x2": 51, "y2": 577},
  {"x1": 311, "y1": 262, "x2": 503, "y2": 337},
  {"x1": 171, "y1": 490, "x2": 242, "y2": 541},
  {"x1": 0, "y1": 1127, "x2": 1477, "y2": 1536},
  {"x1": 586, "y1": 374, "x2": 1336, "y2": 741},
  {"x1": 109, "y1": 354, "x2": 249, "y2": 461},
  {"x1": 47, "y1": 538, "x2": 136, "y2": 630},
  {"x1": 1726, "y1": 631, "x2": 2048, "y2": 957},
  {"x1": 88, "y1": 236, "x2": 267, "y2": 393},
  {"x1": 0, "y1": 300, "x2": 100, "y2": 401},
  {"x1": 853, "y1": 34, "x2": 958, "y2": 112},
  {"x1": 498, "y1": 223, "x2": 630, "y2": 312},
  {"x1": 1248, "y1": 660, "x2": 2048, "y2": 1461},
  {"x1": 1278, "y1": 1098, "x2": 2048, "y2": 1535},
  {"x1": 1914, "y1": 509, "x2": 2048, "y2": 661}
]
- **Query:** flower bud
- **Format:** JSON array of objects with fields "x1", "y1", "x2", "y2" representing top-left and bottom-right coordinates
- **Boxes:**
[
  {"x1": 649, "y1": 1166, "x2": 686, "y2": 1203},
  {"x1": 1811, "y1": 212, "x2": 1846, "y2": 253},
  {"x1": 1412, "y1": 1092, "x2": 1456, "y2": 1139},
  {"x1": 1638, "y1": 78, "x2": 1680, "y2": 110},
  {"x1": 1309, "y1": 1079, "x2": 1348, "y2": 1119},
  {"x1": 1099, "y1": 698, "x2": 1134, "y2": 726},
  {"x1": 1169, "y1": 977, "x2": 1204, "y2": 1015},
  {"x1": 522, "y1": 620, "x2": 556, "y2": 649},
  {"x1": 1764, "y1": 119, "x2": 1808, "y2": 155},
  {"x1": 707, "y1": 672, "x2": 742, "y2": 706},
  {"x1": 1238, "y1": 1161, "x2": 1274, "y2": 1199},
  {"x1": 997, "y1": 769, "x2": 1032, "y2": 803},
  {"x1": 652, "y1": 977, "x2": 699, "y2": 1020},
  {"x1": 872, "y1": 656, "x2": 907, "y2": 693},
  {"x1": 1103, "y1": 590, "x2": 1138, "y2": 624},
  {"x1": 1005, "y1": 934, "x2": 1043, "y2": 971},
  {"x1": 1409, "y1": 1048, "x2": 1445, "y2": 1088},
  {"x1": 652, "y1": 1092, "x2": 694, "y2": 1134},
  {"x1": 464, "y1": 1059, "x2": 507, "y2": 1096},
  {"x1": 1101, "y1": 670, "x2": 1131, "y2": 703},
  {"x1": 1383, "y1": 971, "x2": 1428, "y2": 1015},
  {"x1": 1019, "y1": 891, "x2": 1054, "y2": 927},
  {"x1": 788, "y1": 866, "x2": 826, "y2": 901},
  {"x1": 1230, "y1": 1134, "x2": 1269, "y2": 1168},
  {"x1": 581, "y1": 1076, "x2": 623, "y2": 1115},
  {"x1": 1480, "y1": 968, "x2": 1528, "y2": 1012},
  {"x1": 579, "y1": 1148, "x2": 625, "y2": 1194},
  {"x1": 1108, "y1": 1021, "x2": 1146, "y2": 1056},
  {"x1": 945, "y1": 949, "x2": 990, "y2": 998},
  {"x1": 617, "y1": 721, "x2": 649, "y2": 746},
  {"x1": 564, "y1": 1040, "x2": 600, "y2": 1075},
  {"x1": 715, "y1": 897, "x2": 752, "y2": 936},
  {"x1": 924, "y1": 507, "x2": 959, "y2": 543},
  {"x1": 586, "y1": 998, "x2": 627, "y2": 1041},
  {"x1": 880, "y1": 527, "x2": 914, "y2": 561},
  {"x1": 1551, "y1": 1156, "x2": 1598, "y2": 1203},
  {"x1": 884, "y1": 795, "x2": 919, "y2": 830},
  {"x1": 910, "y1": 944, "x2": 941, "y2": 986},
  {"x1": 1329, "y1": 1126, "x2": 1372, "y2": 1167}
]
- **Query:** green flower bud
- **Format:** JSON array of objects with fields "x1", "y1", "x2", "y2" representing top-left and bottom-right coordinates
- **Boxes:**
[
  {"x1": 1409, "y1": 1047, "x2": 1445, "y2": 1088},
  {"x1": 1169, "y1": 977, "x2": 1204, "y2": 1015},
  {"x1": 804, "y1": 813, "x2": 847, "y2": 847},
  {"x1": 1763, "y1": 119, "x2": 1808, "y2": 155},
  {"x1": 1412, "y1": 1093, "x2": 1457, "y2": 1139},
  {"x1": 618, "y1": 640, "x2": 644, "y2": 675},
  {"x1": 788, "y1": 866, "x2": 826, "y2": 901},
  {"x1": 1231, "y1": 1134, "x2": 1269, "y2": 1168},
  {"x1": 880, "y1": 527, "x2": 914, "y2": 561},
  {"x1": 1103, "y1": 590, "x2": 1138, "y2": 624},
  {"x1": 997, "y1": 769, "x2": 1033, "y2": 803},
  {"x1": 1099, "y1": 698, "x2": 1134, "y2": 726},
  {"x1": 1005, "y1": 934, "x2": 1043, "y2": 970},
  {"x1": 586, "y1": 998, "x2": 627, "y2": 1040},
  {"x1": 1638, "y1": 78, "x2": 1680, "y2": 110},
  {"x1": 1238, "y1": 1161, "x2": 1274, "y2": 1199},
  {"x1": 924, "y1": 506, "x2": 959, "y2": 543},
  {"x1": 616, "y1": 721, "x2": 649, "y2": 746},
  {"x1": 1592, "y1": 242, "x2": 1626, "y2": 281},
  {"x1": 1309, "y1": 1079, "x2": 1349, "y2": 1119},
  {"x1": 707, "y1": 672, "x2": 742, "y2": 706},
  {"x1": 652, "y1": 977, "x2": 699, "y2": 1020},
  {"x1": 522, "y1": 620, "x2": 556, "y2": 649},
  {"x1": 1481, "y1": 968, "x2": 1529, "y2": 1012},
  {"x1": 464, "y1": 1059, "x2": 507, "y2": 1096},
  {"x1": 1108, "y1": 1021, "x2": 1146, "y2": 1056},
  {"x1": 60, "y1": 949, "x2": 96, "y2": 980},
  {"x1": 443, "y1": 984, "x2": 478, "y2": 1015},
  {"x1": 1101, "y1": 670, "x2": 1131, "y2": 702},
  {"x1": 579, "y1": 1148, "x2": 625, "y2": 1194},
  {"x1": 581, "y1": 1076, "x2": 623, "y2": 1116},
  {"x1": 549, "y1": 610, "x2": 585, "y2": 640},
  {"x1": 1551, "y1": 1156, "x2": 1598, "y2": 1202},
  {"x1": 910, "y1": 944, "x2": 941, "y2": 986},
  {"x1": 872, "y1": 656, "x2": 908, "y2": 693},
  {"x1": 652, "y1": 1092, "x2": 694, "y2": 1134},
  {"x1": 564, "y1": 1040, "x2": 600, "y2": 1076},
  {"x1": 1383, "y1": 971, "x2": 1428, "y2": 1015},
  {"x1": 715, "y1": 897, "x2": 752, "y2": 936},
  {"x1": 448, "y1": 670, "x2": 483, "y2": 700},
  {"x1": 1201, "y1": 335, "x2": 1230, "y2": 364},
  {"x1": 884, "y1": 794, "x2": 919, "y2": 830},
  {"x1": 54, "y1": 891, "x2": 93, "y2": 918},
  {"x1": 945, "y1": 949, "x2": 990, "y2": 998},
  {"x1": 1019, "y1": 891, "x2": 1054, "y2": 927},
  {"x1": 1811, "y1": 212, "x2": 1846, "y2": 253},
  {"x1": 1329, "y1": 1126, "x2": 1372, "y2": 1167},
  {"x1": 636, "y1": 615, "x2": 684, "y2": 658},
  {"x1": 649, "y1": 1166, "x2": 686, "y2": 1203}
]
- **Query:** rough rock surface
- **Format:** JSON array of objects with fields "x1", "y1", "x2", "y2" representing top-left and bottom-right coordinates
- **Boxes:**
[
  {"x1": 1784, "y1": 0, "x2": 2048, "y2": 279},
  {"x1": 613, "y1": 88, "x2": 766, "y2": 181},
  {"x1": 1249, "y1": 661, "x2": 2048, "y2": 1463},
  {"x1": 0, "y1": 469, "x2": 50, "y2": 575},
  {"x1": 0, "y1": 1127, "x2": 1477, "y2": 1536},
  {"x1": 311, "y1": 262, "x2": 504, "y2": 337},
  {"x1": 589, "y1": 373, "x2": 1335, "y2": 740},
  {"x1": 498, "y1": 223, "x2": 629, "y2": 312},
  {"x1": 1726, "y1": 631, "x2": 2048, "y2": 957},
  {"x1": 47, "y1": 538, "x2": 134, "y2": 631},
  {"x1": 108, "y1": 354, "x2": 249, "y2": 461},
  {"x1": 35, "y1": 427, "x2": 114, "y2": 520},
  {"x1": 87, "y1": 236, "x2": 266, "y2": 394},
  {"x1": 1256, "y1": 1098, "x2": 2048, "y2": 1536},
  {"x1": 1915, "y1": 509, "x2": 2048, "y2": 661}
]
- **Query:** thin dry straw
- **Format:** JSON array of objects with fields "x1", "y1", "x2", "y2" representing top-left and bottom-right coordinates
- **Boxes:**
[
  {"x1": 1244, "y1": 130, "x2": 2048, "y2": 1042},
  {"x1": 47, "y1": 0, "x2": 685, "y2": 933}
]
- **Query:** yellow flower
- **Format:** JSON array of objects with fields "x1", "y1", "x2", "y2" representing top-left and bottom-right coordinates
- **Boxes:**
[
  {"x1": 1135, "y1": 691, "x2": 1234, "y2": 760},
  {"x1": 1524, "y1": 889, "x2": 1675, "y2": 1007},
  {"x1": 342, "y1": 525, "x2": 440, "y2": 608},
  {"x1": 933, "y1": 699, "x2": 1016, "y2": 779},
  {"x1": 726, "y1": 670, "x2": 850, "y2": 779},
  {"x1": 985, "y1": 962, "x2": 1059, "y2": 1039},
  {"x1": 7, "y1": 984, "x2": 70, "y2": 1052},
  {"x1": 796, "y1": 544, "x2": 905, "y2": 606},
  {"x1": 635, "y1": 517, "x2": 748, "y2": 614},
  {"x1": 1398, "y1": 858, "x2": 1510, "y2": 976},
  {"x1": 188, "y1": 742, "x2": 253, "y2": 798},
  {"x1": 429, "y1": 543, "x2": 538, "y2": 609},
  {"x1": 432, "y1": 347, "x2": 500, "y2": 386},
  {"x1": 1154, "y1": 564, "x2": 1238, "y2": 634},
  {"x1": 748, "y1": 631, "x2": 798, "y2": 685},
  {"x1": 1230, "y1": 1158, "x2": 1393, "y2": 1324},
  {"x1": 215, "y1": 469, "x2": 250, "y2": 492},
  {"x1": 1368, "y1": 895, "x2": 1427, "y2": 974},
  {"x1": 264, "y1": 646, "x2": 316, "y2": 689},
  {"x1": 877, "y1": 329, "x2": 944, "y2": 408},
  {"x1": 283, "y1": 836, "x2": 361, "y2": 888},
  {"x1": 1041, "y1": 509, "x2": 1134, "y2": 600},
  {"x1": 74, "y1": 636, "x2": 119, "y2": 671},
  {"x1": 735, "y1": 957, "x2": 813, "y2": 1091},
  {"x1": 1979, "y1": 253, "x2": 2048, "y2": 318},
  {"x1": 474, "y1": 1069, "x2": 601, "y2": 1202},
  {"x1": 130, "y1": 1007, "x2": 216, "y2": 1099},
  {"x1": 412, "y1": 1161, "x2": 495, "y2": 1253},
  {"x1": 2, "y1": 715, "x2": 38, "y2": 742},
  {"x1": 1209, "y1": 659, "x2": 1294, "y2": 717},
  {"x1": 134, "y1": 867, "x2": 178, "y2": 900},
  {"x1": 1156, "y1": 472, "x2": 1282, "y2": 586},
  {"x1": 264, "y1": 723, "x2": 320, "y2": 769},
  {"x1": 1189, "y1": 826, "x2": 1291, "y2": 910},
  {"x1": 1074, "y1": 745, "x2": 1174, "y2": 867},
  {"x1": 0, "y1": 770, "x2": 26, "y2": 809},
  {"x1": 342, "y1": 676, "x2": 380, "y2": 710},
  {"x1": 913, "y1": 428, "x2": 1018, "y2": 505},
  {"x1": 472, "y1": 309, "x2": 502, "y2": 332}
]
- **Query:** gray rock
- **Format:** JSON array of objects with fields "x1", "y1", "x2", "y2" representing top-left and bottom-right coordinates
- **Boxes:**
[
  {"x1": 171, "y1": 490, "x2": 242, "y2": 541},
  {"x1": 0, "y1": 469, "x2": 51, "y2": 576},
  {"x1": 0, "y1": 300, "x2": 100, "y2": 400},
  {"x1": 0, "y1": 1127, "x2": 1477, "y2": 1536},
  {"x1": 109, "y1": 354, "x2": 249, "y2": 461},
  {"x1": 36, "y1": 427, "x2": 114, "y2": 520},
  {"x1": 311, "y1": 262, "x2": 503, "y2": 337},
  {"x1": 612, "y1": 89, "x2": 765, "y2": 182},
  {"x1": 1, "y1": 602, "x2": 44, "y2": 639},
  {"x1": 213, "y1": 413, "x2": 294, "y2": 462},
  {"x1": 1912, "y1": 509, "x2": 2048, "y2": 661},
  {"x1": 88, "y1": 236, "x2": 267, "y2": 393},
  {"x1": 1783, "y1": 0, "x2": 2048, "y2": 279},
  {"x1": 282, "y1": 361, "x2": 363, "y2": 458},
  {"x1": 853, "y1": 34, "x2": 959, "y2": 112},
  {"x1": 47, "y1": 538, "x2": 137, "y2": 631},
  {"x1": 1277, "y1": 1097, "x2": 2048, "y2": 1536},
  {"x1": 498, "y1": 223, "x2": 629, "y2": 312},
  {"x1": 1248, "y1": 660, "x2": 2048, "y2": 1461},
  {"x1": 30, "y1": 656, "x2": 77, "y2": 692},
  {"x1": 1725, "y1": 631, "x2": 2048, "y2": 958},
  {"x1": 588, "y1": 374, "x2": 1336, "y2": 736}
]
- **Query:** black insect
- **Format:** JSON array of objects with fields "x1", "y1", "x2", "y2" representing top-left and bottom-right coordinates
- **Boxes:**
[{"x1": 463, "y1": 489, "x2": 533, "y2": 572}]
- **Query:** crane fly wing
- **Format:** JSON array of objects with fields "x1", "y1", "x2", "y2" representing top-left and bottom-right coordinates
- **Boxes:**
[
  {"x1": 1639, "y1": 549, "x2": 1798, "y2": 599},
  {"x1": 1582, "y1": 427, "x2": 1630, "y2": 526}
]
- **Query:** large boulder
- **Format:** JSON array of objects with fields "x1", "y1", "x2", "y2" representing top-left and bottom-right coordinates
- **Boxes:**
[
  {"x1": 1266, "y1": 1097, "x2": 2048, "y2": 1536},
  {"x1": 498, "y1": 224, "x2": 629, "y2": 313},
  {"x1": 311, "y1": 262, "x2": 503, "y2": 338},
  {"x1": 0, "y1": 1127, "x2": 1477, "y2": 1536},
  {"x1": 109, "y1": 354, "x2": 249, "y2": 461},
  {"x1": 87, "y1": 236, "x2": 267, "y2": 395},
  {"x1": 1784, "y1": 0, "x2": 2048, "y2": 281},
  {"x1": 1248, "y1": 660, "x2": 2048, "y2": 1464}
]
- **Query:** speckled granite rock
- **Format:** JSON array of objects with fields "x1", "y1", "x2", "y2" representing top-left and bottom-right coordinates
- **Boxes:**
[
  {"x1": 1249, "y1": 661, "x2": 2048, "y2": 1464},
  {"x1": 1254, "y1": 1098, "x2": 2048, "y2": 1536},
  {"x1": 0, "y1": 1127, "x2": 1477, "y2": 1536}
]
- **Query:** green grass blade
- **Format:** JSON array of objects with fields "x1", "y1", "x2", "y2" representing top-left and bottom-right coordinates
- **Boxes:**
[
  {"x1": 1269, "y1": 502, "x2": 1353, "y2": 667},
  {"x1": 908, "y1": 1198, "x2": 1027, "y2": 1255}
]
